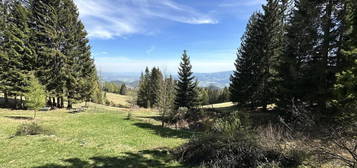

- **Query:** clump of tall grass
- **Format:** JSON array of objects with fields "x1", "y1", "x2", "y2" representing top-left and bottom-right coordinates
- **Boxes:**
[{"x1": 15, "y1": 122, "x2": 52, "y2": 136}]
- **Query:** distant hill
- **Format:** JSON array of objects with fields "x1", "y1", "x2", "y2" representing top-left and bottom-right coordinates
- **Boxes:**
[
  {"x1": 101, "y1": 71, "x2": 233, "y2": 88},
  {"x1": 194, "y1": 71, "x2": 232, "y2": 88}
]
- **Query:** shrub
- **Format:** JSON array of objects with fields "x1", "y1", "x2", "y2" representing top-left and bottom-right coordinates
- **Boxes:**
[
  {"x1": 15, "y1": 122, "x2": 51, "y2": 136},
  {"x1": 175, "y1": 112, "x2": 307, "y2": 168}
]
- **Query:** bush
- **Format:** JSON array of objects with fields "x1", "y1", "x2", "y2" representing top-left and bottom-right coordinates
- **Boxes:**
[
  {"x1": 15, "y1": 122, "x2": 51, "y2": 136},
  {"x1": 175, "y1": 112, "x2": 307, "y2": 168}
]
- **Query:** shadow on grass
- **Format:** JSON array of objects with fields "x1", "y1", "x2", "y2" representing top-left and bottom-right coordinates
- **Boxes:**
[
  {"x1": 134, "y1": 122, "x2": 193, "y2": 139},
  {"x1": 4, "y1": 116, "x2": 33, "y2": 120},
  {"x1": 33, "y1": 149, "x2": 187, "y2": 168}
]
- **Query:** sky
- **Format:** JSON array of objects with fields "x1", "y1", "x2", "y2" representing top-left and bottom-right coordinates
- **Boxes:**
[{"x1": 73, "y1": 0, "x2": 265, "y2": 73}]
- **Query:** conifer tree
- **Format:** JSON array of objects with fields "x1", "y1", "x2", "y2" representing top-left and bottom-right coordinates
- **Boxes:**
[
  {"x1": 230, "y1": 13, "x2": 263, "y2": 107},
  {"x1": 137, "y1": 68, "x2": 151, "y2": 108},
  {"x1": 0, "y1": 0, "x2": 7, "y2": 102},
  {"x1": 149, "y1": 67, "x2": 163, "y2": 107},
  {"x1": 31, "y1": 0, "x2": 64, "y2": 107},
  {"x1": 278, "y1": 0, "x2": 321, "y2": 108},
  {"x1": 2, "y1": 1, "x2": 33, "y2": 108},
  {"x1": 174, "y1": 50, "x2": 198, "y2": 109},
  {"x1": 120, "y1": 84, "x2": 127, "y2": 95},
  {"x1": 257, "y1": 0, "x2": 285, "y2": 110},
  {"x1": 332, "y1": 0, "x2": 357, "y2": 126}
]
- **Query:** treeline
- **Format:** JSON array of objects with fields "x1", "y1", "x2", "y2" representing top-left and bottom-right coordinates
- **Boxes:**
[
  {"x1": 198, "y1": 86, "x2": 230, "y2": 106},
  {"x1": 230, "y1": 0, "x2": 356, "y2": 126},
  {"x1": 0, "y1": 0, "x2": 101, "y2": 109},
  {"x1": 136, "y1": 51, "x2": 203, "y2": 125},
  {"x1": 103, "y1": 82, "x2": 127, "y2": 95}
]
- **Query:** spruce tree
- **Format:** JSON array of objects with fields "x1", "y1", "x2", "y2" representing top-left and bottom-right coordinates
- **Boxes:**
[
  {"x1": 0, "y1": 0, "x2": 7, "y2": 102},
  {"x1": 2, "y1": 1, "x2": 33, "y2": 108},
  {"x1": 174, "y1": 50, "x2": 198, "y2": 109},
  {"x1": 149, "y1": 67, "x2": 163, "y2": 107},
  {"x1": 257, "y1": 0, "x2": 285, "y2": 110},
  {"x1": 31, "y1": 0, "x2": 64, "y2": 107},
  {"x1": 120, "y1": 84, "x2": 127, "y2": 95},
  {"x1": 137, "y1": 67, "x2": 151, "y2": 108},
  {"x1": 278, "y1": 0, "x2": 321, "y2": 109},
  {"x1": 230, "y1": 13, "x2": 263, "y2": 108}
]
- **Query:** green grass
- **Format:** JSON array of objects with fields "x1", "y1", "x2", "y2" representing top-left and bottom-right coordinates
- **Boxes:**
[{"x1": 0, "y1": 103, "x2": 193, "y2": 168}]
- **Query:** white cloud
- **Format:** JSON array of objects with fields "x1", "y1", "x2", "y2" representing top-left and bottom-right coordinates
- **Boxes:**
[{"x1": 74, "y1": 0, "x2": 217, "y2": 39}]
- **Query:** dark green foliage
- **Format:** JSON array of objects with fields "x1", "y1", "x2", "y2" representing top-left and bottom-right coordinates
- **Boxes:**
[
  {"x1": 0, "y1": 0, "x2": 99, "y2": 109},
  {"x1": 1, "y1": 1, "x2": 33, "y2": 108},
  {"x1": 15, "y1": 122, "x2": 51, "y2": 136},
  {"x1": 174, "y1": 50, "x2": 199, "y2": 109},
  {"x1": 149, "y1": 67, "x2": 163, "y2": 106},
  {"x1": 137, "y1": 67, "x2": 164, "y2": 108},
  {"x1": 119, "y1": 84, "x2": 127, "y2": 95},
  {"x1": 137, "y1": 68, "x2": 151, "y2": 108},
  {"x1": 103, "y1": 82, "x2": 121, "y2": 93},
  {"x1": 331, "y1": 0, "x2": 357, "y2": 127},
  {"x1": 230, "y1": 12, "x2": 263, "y2": 107}
]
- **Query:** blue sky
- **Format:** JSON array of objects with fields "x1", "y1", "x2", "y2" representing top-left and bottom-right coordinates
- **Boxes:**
[{"x1": 74, "y1": 0, "x2": 265, "y2": 73}]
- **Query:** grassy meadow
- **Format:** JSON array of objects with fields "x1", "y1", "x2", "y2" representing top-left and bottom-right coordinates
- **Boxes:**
[{"x1": 0, "y1": 94, "x2": 193, "y2": 168}]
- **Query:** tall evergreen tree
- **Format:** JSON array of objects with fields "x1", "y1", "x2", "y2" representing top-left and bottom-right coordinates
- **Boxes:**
[
  {"x1": 149, "y1": 67, "x2": 163, "y2": 107},
  {"x1": 119, "y1": 84, "x2": 127, "y2": 95},
  {"x1": 278, "y1": 0, "x2": 321, "y2": 108},
  {"x1": 31, "y1": 0, "x2": 64, "y2": 107},
  {"x1": 257, "y1": 0, "x2": 285, "y2": 110},
  {"x1": 174, "y1": 50, "x2": 198, "y2": 109},
  {"x1": 137, "y1": 67, "x2": 151, "y2": 108},
  {"x1": 2, "y1": 1, "x2": 33, "y2": 108},
  {"x1": 0, "y1": 0, "x2": 7, "y2": 103},
  {"x1": 230, "y1": 13, "x2": 262, "y2": 107}
]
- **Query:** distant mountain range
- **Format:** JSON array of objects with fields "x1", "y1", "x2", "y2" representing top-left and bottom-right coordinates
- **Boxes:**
[{"x1": 101, "y1": 71, "x2": 233, "y2": 88}]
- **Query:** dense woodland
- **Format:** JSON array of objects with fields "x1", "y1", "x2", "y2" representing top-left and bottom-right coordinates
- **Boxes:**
[
  {"x1": 0, "y1": 0, "x2": 356, "y2": 167},
  {"x1": 0, "y1": 0, "x2": 102, "y2": 109}
]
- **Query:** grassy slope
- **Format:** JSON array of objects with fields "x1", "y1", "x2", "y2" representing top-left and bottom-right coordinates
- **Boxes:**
[
  {"x1": 0, "y1": 103, "x2": 192, "y2": 168},
  {"x1": 106, "y1": 92, "x2": 132, "y2": 107}
]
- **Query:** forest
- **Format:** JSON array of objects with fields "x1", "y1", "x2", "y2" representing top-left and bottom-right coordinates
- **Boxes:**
[{"x1": 0, "y1": 0, "x2": 356, "y2": 168}]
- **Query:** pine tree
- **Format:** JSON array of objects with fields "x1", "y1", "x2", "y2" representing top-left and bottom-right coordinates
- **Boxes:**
[
  {"x1": 2, "y1": 1, "x2": 33, "y2": 108},
  {"x1": 257, "y1": 0, "x2": 285, "y2": 110},
  {"x1": 149, "y1": 67, "x2": 163, "y2": 107},
  {"x1": 0, "y1": 0, "x2": 7, "y2": 102},
  {"x1": 230, "y1": 13, "x2": 263, "y2": 108},
  {"x1": 174, "y1": 50, "x2": 198, "y2": 109},
  {"x1": 278, "y1": 0, "x2": 321, "y2": 109},
  {"x1": 332, "y1": 0, "x2": 357, "y2": 126},
  {"x1": 137, "y1": 67, "x2": 151, "y2": 108},
  {"x1": 31, "y1": 0, "x2": 64, "y2": 107},
  {"x1": 120, "y1": 84, "x2": 127, "y2": 95}
]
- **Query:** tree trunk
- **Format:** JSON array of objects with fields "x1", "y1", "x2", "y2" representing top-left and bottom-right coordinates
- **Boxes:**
[
  {"x1": 320, "y1": 0, "x2": 333, "y2": 114},
  {"x1": 20, "y1": 96, "x2": 23, "y2": 109},
  {"x1": 4, "y1": 92, "x2": 8, "y2": 104},
  {"x1": 60, "y1": 97, "x2": 64, "y2": 108},
  {"x1": 67, "y1": 99, "x2": 72, "y2": 109},
  {"x1": 14, "y1": 95, "x2": 18, "y2": 109},
  {"x1": 57, "y1": 97, "x2": 61, "y2": 108}
]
